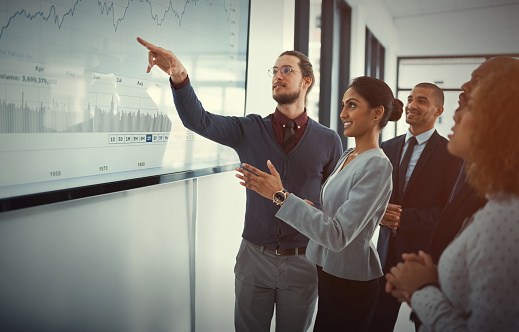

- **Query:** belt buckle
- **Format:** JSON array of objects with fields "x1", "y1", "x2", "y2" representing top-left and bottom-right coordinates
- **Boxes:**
[{"x1": 275, "y1": 249, "x2": 282, "y2": 256}]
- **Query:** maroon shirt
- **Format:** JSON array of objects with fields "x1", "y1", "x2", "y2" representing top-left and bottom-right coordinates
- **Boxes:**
[{"x1": 270, "y1": 108, "x2": 308, "y2": 153}]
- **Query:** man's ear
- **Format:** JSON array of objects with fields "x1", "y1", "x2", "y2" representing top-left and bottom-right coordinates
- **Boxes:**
[
  {"x1": 435, "y1": 106, "x2": 444, "y2": 117},
  {"x1": 303, "y1": 76, "x2": 312, "y2": 88}
]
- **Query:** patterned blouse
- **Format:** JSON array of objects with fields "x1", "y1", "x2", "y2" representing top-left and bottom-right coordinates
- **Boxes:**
[{"x1": 412, "y1": 195, "x2": 519, "y2": 331}]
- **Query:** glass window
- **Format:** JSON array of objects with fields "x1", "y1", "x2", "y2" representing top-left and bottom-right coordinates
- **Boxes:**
[
  {"x1": 307, "y1": 0, "x2": 322, "y2": 121},
  {"x1": 365, "y1": 28, "x2": 385, "y2": 79}
]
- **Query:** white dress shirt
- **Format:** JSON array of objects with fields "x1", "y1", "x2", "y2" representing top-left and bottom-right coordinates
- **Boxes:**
[{"x1": 400, "y1": 128, "x2": 436, "y2": 192}]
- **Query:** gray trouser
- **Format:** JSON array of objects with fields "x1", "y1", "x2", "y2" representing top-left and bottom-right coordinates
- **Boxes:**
[{"x1": 234, "y1": 239, "x2": 318, "y2": 332}]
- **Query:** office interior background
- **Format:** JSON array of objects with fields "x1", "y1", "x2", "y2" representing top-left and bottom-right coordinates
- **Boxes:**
[{"x1": 1, "y1": 0, "x2": 518, "y2": 331}]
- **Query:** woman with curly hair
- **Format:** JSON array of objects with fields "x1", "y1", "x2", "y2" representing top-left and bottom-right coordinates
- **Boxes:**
[{"x1": 385, "y1": 59, "x2": 519, "y2": 331}]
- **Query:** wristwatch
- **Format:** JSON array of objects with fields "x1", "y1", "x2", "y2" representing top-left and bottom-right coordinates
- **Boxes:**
[{"x1": 273, "y1": 189, "x2": 288, "y2": 206}]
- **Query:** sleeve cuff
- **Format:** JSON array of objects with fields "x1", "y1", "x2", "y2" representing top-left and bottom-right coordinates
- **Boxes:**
[
  {"x1": 416, "y1": 282, "x2": 440, "y2": 292},
  {"x1": 170, "y1": 75, "x2": 190, "y2": 90}
]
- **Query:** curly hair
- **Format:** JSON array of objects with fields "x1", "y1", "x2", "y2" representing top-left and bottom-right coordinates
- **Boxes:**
[{"x1": 466, "y1": 62, "x2": 519, "y2": 197}]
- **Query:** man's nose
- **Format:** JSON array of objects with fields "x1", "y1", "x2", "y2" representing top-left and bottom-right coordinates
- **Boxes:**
[
  {"x1": 408, "y1": 101, "x2": 417, "y2": 109},
  {"x1": 460, "y1": 80, "x2": 471, "y2": 93},
  {"x1": 274, "y1": 71, "x2": 284, "y2": 80}
]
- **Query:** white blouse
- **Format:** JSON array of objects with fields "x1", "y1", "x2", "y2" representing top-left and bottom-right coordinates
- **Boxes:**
[{"x1": 412, "y1": 195, "x2": 519, "y2": 331}]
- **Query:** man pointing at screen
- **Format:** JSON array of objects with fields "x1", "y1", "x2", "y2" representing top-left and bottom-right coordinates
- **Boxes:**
[{"x1": 137, "y1": 37, "x2": 342, "y2": 331}]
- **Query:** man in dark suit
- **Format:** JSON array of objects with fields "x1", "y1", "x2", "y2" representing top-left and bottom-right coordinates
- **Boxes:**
[{"x1": 368, "y1": 83, "x2": 462, "y2": 332}]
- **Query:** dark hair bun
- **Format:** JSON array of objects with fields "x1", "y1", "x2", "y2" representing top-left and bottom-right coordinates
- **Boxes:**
[{"x1": 389, "y1": 98, "x2": 404, "y2": 121}]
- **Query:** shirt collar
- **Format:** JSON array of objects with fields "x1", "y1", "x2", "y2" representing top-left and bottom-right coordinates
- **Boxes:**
[
  {"x1": 273, "y1": 108, "x2": 308, "y2": 129},
  {"x1": 406, "y1": 127, "x2": 436, "y2": 145}
]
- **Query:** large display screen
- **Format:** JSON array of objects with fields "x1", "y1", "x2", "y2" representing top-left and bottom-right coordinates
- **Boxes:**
[{"x1": 0, "y1": 0, "x2": 249, "y2": 205}]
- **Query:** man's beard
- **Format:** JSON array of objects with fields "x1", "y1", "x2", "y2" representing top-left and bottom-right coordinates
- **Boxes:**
[{"x1": 273, "y1": 89, "x2": 301, "y2": 106}]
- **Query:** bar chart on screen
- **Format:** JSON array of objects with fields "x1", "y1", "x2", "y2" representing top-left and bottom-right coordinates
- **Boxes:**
[{"x1": 0, "y1": 0, "x2": 249, "y2": 200}]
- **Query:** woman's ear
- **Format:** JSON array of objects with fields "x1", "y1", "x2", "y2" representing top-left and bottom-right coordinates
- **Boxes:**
[{"x1": 373, "y1": 106, "x2": 385, "y2": 120}]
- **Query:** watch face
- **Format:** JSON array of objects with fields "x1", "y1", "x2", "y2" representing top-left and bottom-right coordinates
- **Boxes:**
[{"x1": 273, "y1": 191, "x2": 286, "y2": 205}]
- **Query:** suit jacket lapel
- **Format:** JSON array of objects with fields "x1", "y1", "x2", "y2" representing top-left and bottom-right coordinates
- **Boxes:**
[
  {"x1": 386, "y1": 135, "x2": 405, "y2": 202},
  {"x1": 392, "y1": 136, "x2": 405, "y2": 168},
  {"x1": 434, "y1": 180, "x2": 473, "y2": 231},
  {"x1": 402, "y1": 131, "x2": 440, "y2": 200}
]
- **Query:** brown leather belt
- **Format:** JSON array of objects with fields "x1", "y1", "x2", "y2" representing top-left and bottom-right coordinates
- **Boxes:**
[{"x1": 263, "y1": 246, "x2": 306, "y2": 256}]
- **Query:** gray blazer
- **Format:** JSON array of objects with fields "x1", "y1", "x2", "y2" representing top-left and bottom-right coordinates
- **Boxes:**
[{"x1": 276, "y1": 148, "x2": 392, "y2": 281}]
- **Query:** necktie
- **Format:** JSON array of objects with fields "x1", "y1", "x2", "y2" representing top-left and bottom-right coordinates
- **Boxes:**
[
  {"x1": 283, "y1": 120, "x2": 296, "y2": 153},
  {"x1": 397, "y1": 136, "x2": 417, "y2": 201}
]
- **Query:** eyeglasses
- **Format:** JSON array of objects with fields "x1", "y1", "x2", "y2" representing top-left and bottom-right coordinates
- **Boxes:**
[{"x1": 268, "y1": 65, "x2": 300, "y2": 78}]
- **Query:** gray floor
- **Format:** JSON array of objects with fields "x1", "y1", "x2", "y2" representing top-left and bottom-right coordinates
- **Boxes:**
[
  {"x1": 269, "y1": 299, "x2": 416, "y2": 332},
  {"x1": 394, "y1": 303, "x2": 416, "y2": 332}
]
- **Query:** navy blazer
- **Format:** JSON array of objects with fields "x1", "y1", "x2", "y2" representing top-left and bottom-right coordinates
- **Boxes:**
[
  {"x1": 428, "y1": 176, "x2": 487, "y2": 264},
  {"x1": 377, "y1": 131, "x2": 463, "y2": 268}
]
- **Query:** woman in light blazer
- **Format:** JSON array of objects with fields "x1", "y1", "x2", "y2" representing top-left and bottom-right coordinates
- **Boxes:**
[{"x1": 236, "y1": 76, "x2": 403, "y2": 331}]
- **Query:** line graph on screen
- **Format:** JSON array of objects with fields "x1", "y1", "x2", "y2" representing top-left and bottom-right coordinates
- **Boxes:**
[
  {"x1": 0, "y1": 0, "x2": 249, "y2": 203},
  {"x1": 0, "y1": 0, "x2": 238, "y2": 38}
]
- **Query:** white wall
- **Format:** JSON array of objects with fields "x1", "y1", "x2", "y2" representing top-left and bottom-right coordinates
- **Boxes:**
[
  {"x1": 395, "y1": 4, "x2": 519, "y2": 56},
  {"x1": 194, "y1": 173, "x2": 246, "y2": 332},
  {"x1": 0, "y1": 180, "x2": 194, "y2": 331}
]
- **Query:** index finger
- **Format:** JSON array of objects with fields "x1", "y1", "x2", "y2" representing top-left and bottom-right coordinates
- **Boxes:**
[
  {"x1": 419, "y1": 251, "x2": 434, "y2": 266},
  {"x1": 240, "y1": 163, "x2": 266, "y2": 177},
  {"x1": 385, "y1": 280, "x2": 394, "y2": 293},
  {"x1": 386, "y1": 204, "x2": 402, "y2": 212},
  {"x1": 384, "y1": 209, "x2": 401, "y2": 217},
  {"x1": 385, "y1": 272, "x2": 398, "y2": 288},
  {"x1": 402, "y1": 252, "x2": 423, "y2": 263},
  {"x1": 137, "y1": 37, "x2": 153, "y2": 48},
  {"x1": 235, "y1": 166, "x2": 256, "y2": 177}
]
